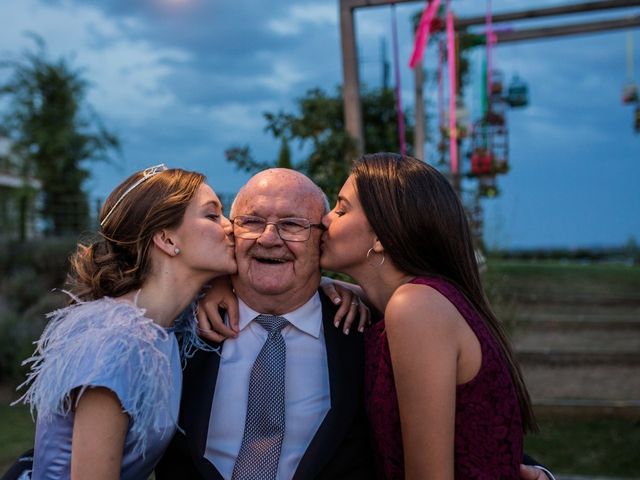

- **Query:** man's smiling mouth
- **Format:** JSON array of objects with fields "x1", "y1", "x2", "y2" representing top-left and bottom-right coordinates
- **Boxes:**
[{"x1": 254, "y1": 256, "x2": 289, "y2": 264}]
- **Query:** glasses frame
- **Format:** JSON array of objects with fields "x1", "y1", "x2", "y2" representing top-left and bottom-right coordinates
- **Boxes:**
[{"x1": 232, "y1": 215, "x2": 326, "y2": 242}]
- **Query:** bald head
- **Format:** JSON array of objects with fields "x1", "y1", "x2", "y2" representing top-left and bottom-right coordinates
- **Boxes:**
[{"x1": 231, "y1": 168, "x2": 329, "y2": 219}]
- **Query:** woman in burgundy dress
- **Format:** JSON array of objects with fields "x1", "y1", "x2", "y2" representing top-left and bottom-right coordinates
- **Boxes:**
[{"x1": 320, "y1": 153, "x2": 537, "y2": 479}]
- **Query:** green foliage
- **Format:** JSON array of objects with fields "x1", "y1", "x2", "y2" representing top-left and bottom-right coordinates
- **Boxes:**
[
  {"x1": 484, "y1": 259, "x2": 640, "y2": 297},
  {"x1": 225, "y1": 86, "x2": 414, "y2": 202},
  {"x1": 224, "y1": 145, "x2": 270, "y2": 173},
  {"x1": 0, "y1": 310, "x2": 43, "y2": 383},
  {"x1": 525, "y1": 415, "x2": 640, "y2": 476},
  {"x1": 2, "y1": 269, "x2": 47, "y2": 312},
  {"x1": 0, "y1": 237, "x2": 74, "y2": 382},
  {"x1": 0, "y1": 405, "x2": 35, "y2": 472},
  {"x1": 0, "y1": 36, "x2": 119, "y2": 235},
  {"x1": 0, "y1": 237, "x2": 75, "y2": 287},
  {"x1": 276, "y1": 138, "x2": 292, "y2": 169}
]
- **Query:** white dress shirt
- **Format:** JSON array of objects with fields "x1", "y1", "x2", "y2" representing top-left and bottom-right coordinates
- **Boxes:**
[{"x1": 205, "y1": 293, "x2": 331, "y2": 480}]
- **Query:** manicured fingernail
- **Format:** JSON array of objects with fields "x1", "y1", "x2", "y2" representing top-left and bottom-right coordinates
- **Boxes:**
[
  {"x1": 333, "y1": 297, "x2": 342, "y2": 304},
  {"x1": 334, "y1": 321, "x2": 340, "y2": 328},
  {"x1": 358, "y1": 326, "x2": 364, "y2": 332},
  {"x1": 344, "y1": 328, "x2": 349, "y2": 335}
]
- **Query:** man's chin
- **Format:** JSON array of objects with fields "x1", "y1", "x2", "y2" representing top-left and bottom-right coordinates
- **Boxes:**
[{"x1": 237, "y1": 268, "x2": 295, "y2": 296}]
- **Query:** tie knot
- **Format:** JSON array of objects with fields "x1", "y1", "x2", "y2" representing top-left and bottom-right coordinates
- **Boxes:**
[{"x1": 255, "y1": 314, "x2": 288, "y2": 333}]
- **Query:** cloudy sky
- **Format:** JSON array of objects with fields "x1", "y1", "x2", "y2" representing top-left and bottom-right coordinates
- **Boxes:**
[{"x1": 1, "y1": 0, "x2": 638, "y2": 248}]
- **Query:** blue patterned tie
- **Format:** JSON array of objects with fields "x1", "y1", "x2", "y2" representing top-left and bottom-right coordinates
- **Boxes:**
[{"x1": 232, "y1": 315, "x2": 288, "y2": 480}]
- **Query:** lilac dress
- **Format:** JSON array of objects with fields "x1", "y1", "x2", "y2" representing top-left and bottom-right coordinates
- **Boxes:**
[
  {"x1": 364, "y1": 276, "x2": 523, "y2": 479},
  {"x1": 15, "y1": 296, "x2": 213, "y2": 480}
]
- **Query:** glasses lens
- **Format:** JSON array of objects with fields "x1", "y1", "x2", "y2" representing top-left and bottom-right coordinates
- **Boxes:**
[
  {"x1": 277, "y1": 218, "x2": 311, "y2": 242},
  {"x1": 233, "y1": 216, "x2": 265, "y2": 239},
  {"x1": 278, "y1": 218, "x2": 309, "y2": 233}
]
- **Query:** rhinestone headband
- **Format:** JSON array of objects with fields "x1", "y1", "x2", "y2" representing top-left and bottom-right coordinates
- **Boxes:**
[{"x1": 100, "y1": 163, "x2": 168, "y2": 227}]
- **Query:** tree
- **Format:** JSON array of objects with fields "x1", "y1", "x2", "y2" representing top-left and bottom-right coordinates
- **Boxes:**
[
  {"x1": 0, "y1": 37, "x2": 119, "y2": 235},
  {"x1": 226, "y1": 86, "x2": 414, "y2": 201}
]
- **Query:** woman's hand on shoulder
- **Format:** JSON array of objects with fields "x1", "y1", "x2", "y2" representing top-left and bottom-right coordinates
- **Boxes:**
[
  {"x1": 196, "y1": 276, "x2": 239, "y2": 342},
  {"x1": 71, "y1": 387, "x2": 128, "y2": 480},
  {"x1": 320, "y1": 276, "x2": 370, "y2": 334}
]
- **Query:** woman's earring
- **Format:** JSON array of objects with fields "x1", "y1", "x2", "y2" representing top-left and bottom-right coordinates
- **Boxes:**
[
  {"x1": 366, "y1": 247, "x2": 385, "y2": 267},
  {"x1": 174, "y1": 247, "x2": 181, "y2": 255}
]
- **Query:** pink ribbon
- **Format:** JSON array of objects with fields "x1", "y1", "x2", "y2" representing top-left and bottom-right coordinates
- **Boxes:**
[
  {"x1": 486, "y1": 0, "x2": 494, "y2": 101},
  {"x1": 446, "y1": 1, "x2": 458, "y2": 174},
  {"x1": 409, "y1": 0, "x2": 442, "y2": 69},
  {"x1": 391, "y1": 4, "x2": 406, "y2": 156}
]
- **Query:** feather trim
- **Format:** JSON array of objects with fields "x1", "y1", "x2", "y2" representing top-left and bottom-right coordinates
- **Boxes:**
[
  {"x1": 173, "y1": 300, "x2": 221, "y2": 367},
  {"x1": 13, "y1": 297, "x2": 176, "y2": 457}
]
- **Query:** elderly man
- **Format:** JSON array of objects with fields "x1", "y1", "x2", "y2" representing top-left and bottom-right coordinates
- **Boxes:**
[
  {"x1": 155, "y1": 168, "x2": 373, "y2": 479},
  {"x1": 155, "y1": 168, "x2": 553, "y2": 480}
]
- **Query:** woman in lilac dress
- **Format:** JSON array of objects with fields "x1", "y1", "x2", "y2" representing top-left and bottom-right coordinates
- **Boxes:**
[
  {"x1": 320, "y1": 153, "x2": 537, "y2": 479},
  {"x1": 15, "y1": 165, "x2": 237, "y2": 479}
]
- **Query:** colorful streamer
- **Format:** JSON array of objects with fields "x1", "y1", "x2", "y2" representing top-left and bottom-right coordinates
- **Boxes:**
[
  {"x1": 486, "y1": 0, "x2": 494, "y2": 101},
  {"x1": 446, "y1": 0, "x2": 458, "y2": 174},
  {"x1": 409, "y1": 0, "x2": 442, "y2": 69},
  {"x1": 438, "y1": 40, "x2": 445, "y2": 134}
]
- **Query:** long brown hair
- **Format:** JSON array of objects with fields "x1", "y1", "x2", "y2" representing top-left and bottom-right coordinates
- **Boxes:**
[
  {"x1": 68, "y1": 168, "x2": 205, "y2": 301},
  {"x1": 352, "y1": 152, "x2": 537, "y2": 433}
]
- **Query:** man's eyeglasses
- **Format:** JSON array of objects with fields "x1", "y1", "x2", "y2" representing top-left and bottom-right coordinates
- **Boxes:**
[{"x1": 232, "y1": 215, "x2": 326, "y2": 242}]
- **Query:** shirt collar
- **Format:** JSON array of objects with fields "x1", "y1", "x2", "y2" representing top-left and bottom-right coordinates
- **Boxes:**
[{"x1": 237, "y1": 292, "x2": 323, "y2": 339}]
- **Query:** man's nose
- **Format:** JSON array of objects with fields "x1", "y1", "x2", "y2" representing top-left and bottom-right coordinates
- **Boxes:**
[{"x1": 257, "y1": 222, "x2": 283, "y2": 246}]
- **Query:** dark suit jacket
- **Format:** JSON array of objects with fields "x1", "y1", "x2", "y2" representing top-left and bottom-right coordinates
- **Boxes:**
[{"x1": 155, "y1": 291, "x2": 373, "y2": 479}]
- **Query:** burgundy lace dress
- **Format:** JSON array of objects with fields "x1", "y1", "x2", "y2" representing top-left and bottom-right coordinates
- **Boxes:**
[{"x1": 364, "y1": 276, "x2": 523, "y2": 479}]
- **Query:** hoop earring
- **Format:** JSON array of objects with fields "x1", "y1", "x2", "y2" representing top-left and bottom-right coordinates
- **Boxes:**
[{"x1": 366, "y1": 247, "x2": 385, "y2": 267}]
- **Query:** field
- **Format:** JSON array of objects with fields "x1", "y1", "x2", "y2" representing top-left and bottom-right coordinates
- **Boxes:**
[{"x1": 488, "y1": 260, "x2": 640, "y2": 478}]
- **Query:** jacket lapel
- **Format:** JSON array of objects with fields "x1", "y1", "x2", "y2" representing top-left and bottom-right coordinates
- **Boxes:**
[
  {"x1": 293, "y1": 292, "x2": 364, "y2": 479},
  {"x1": 180, "y1": 338, "x2": 225, "y2": 479}
]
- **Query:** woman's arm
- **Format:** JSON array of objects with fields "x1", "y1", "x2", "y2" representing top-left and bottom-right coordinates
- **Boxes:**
[
  {"x1": 71, "y1": 387, "x2": 128, "y2": 480},
  {"x1": 385, "y1": 284, "x2": 460, "y2": 480}
]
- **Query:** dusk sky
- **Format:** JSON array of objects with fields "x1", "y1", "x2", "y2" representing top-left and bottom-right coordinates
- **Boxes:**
[{"x1": 1, "y1": 0, "x2": 638, "y2": 248}]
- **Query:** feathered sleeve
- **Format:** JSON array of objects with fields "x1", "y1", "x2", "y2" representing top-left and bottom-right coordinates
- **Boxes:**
[
  {"x1": 172, "y1": 300, "x2": 221, "y2": 366},
  {"x1": 14, "y1": 297, "x2": 175, "y2": 457}
]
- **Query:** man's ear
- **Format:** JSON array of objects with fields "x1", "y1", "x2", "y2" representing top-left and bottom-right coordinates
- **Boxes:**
[{"x1": 152, "y1": 229, "x2": 178, "y2": 256}]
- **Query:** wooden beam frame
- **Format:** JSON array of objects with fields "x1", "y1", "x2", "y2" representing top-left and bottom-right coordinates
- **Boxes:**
[
  {"x1": 495, "y1": 14, "x2": 640, "y2": 44},
  {"x1": 340, "y1": 0, "x2": 640, "y2": 155}
]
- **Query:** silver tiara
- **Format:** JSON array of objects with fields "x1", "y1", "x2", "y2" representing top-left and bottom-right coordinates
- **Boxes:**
[{"x1": 100, "y1": 163, "x2": 168, "y2": 227}]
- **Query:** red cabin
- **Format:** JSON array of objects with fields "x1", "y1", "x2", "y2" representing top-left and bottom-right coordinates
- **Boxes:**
[{"x1": 471, "y1": 148, "x2": 494, "y2": 175}]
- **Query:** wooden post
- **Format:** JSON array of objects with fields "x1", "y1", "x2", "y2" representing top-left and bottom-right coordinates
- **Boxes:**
[{"x1": 340, "y1": 0, "x2": 365, "y2": 156}]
